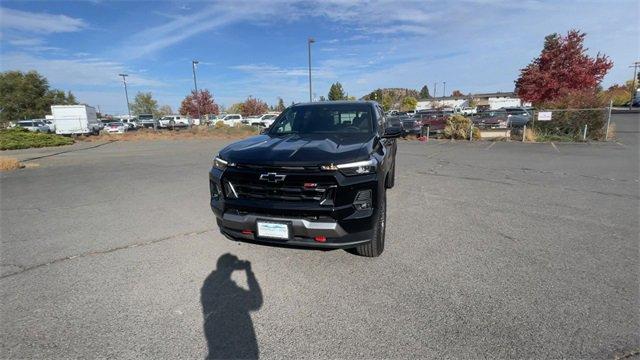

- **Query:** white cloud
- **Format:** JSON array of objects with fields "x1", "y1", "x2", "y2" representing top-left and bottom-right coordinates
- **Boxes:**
[
  {"x1": 7, "y1": 37, "x2": 44, "y2": 46},
  {"x1": 122, "y1": 1, "x2": 293, "y2": 58},
  {"x1": 231, "y1": 64, "x2": 333, "y2": 78},
  {"x1": 0, "y1": 6, "x2": 86, "y2": 33},
  {"x1": 1, "y1": 52, "x2": 166, "y2": 88}
]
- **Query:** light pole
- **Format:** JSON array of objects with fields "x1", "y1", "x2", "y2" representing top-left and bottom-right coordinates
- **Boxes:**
[
  {"x1": 308, "y1": 37, "x2": 315, "y2": 102},
  {"x1": 442, "y1": 81, "x2": 446, "y2": 108},
  {"x1": 118, "y1": 73, "x2": 131, "y2": 119},
  {"x1": 629, "y1": 61, "x2": 639, "y2": 110},
  {"x1": 192, "y1": 60, "x2": 201, "y2": 123}
]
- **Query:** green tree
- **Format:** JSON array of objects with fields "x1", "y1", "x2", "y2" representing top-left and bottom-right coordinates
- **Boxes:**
[
  {"x1": 131, "y1": 92, "x2": 159, "y2": 116},
  {"x1": 275, "y1": 97, "x2": 286, "y2": 111},
  {"x1": 328, "y1": 82, "x2": 346, "y2": 100},
  {"x1": 419, "y1": 85, "x2": 430, "y2": 99},
  {"x1": 45, "y1": 89, "x2": 78, "y2": 106},
  {"x1": 381, "y1": 94, "x2": 393, "y2": 111},
  {"x1": 401, "y1": 96, "x2": 418, "y2": 111},
  {"x1": 0, "y1": 70, "x2": 77, "y2": 125}
]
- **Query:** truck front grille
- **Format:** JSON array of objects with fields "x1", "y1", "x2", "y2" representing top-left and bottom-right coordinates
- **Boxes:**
[
  {"x1": 228, "y1": 181, "x2": 335, "y2": 202},
  {"x1": 223, "y1": 169, "x2": 337, "y2": 204}
]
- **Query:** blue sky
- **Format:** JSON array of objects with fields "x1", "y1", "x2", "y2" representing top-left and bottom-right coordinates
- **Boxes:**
[{"x1": 0, "y1": 0, "x2": 638, "y2": 114}]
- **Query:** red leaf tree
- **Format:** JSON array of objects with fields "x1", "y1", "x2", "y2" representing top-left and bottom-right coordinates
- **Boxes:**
[
  {"x1": 179, "y1": 89, "x2": 219, "y2": 118},
  {"x1": 241, "y1": 96, "x2": 268, "y2": 117},
  {"x1": 515, "y1": 30, "x2": 613, "y2": 105}
]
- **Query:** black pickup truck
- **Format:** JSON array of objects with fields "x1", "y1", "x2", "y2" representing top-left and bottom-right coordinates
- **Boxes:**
[{"x1": 209, "y1": 101, "x2": 401, "y2": 257}]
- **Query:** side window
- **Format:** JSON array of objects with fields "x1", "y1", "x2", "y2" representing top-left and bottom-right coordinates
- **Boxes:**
[
  {"x1": 274, "y1": 110, "x2": 296, "y2": 133},
  {"x1": 376, "y1": 106, "x2": 384, "y2": 133}
]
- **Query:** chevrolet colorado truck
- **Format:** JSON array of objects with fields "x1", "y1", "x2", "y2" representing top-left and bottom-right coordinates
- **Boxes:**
[{"x1": 209, "y1": 101, "x2": 401, "y2": 257}]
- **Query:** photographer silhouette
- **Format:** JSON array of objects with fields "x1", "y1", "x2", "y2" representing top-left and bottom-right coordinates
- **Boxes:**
[{"x1": 201, "y1": 253, "x2": 263, "y2": 359}]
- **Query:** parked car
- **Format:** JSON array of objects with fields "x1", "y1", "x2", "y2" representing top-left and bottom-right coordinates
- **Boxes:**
[
  {"x1": 100, "y1": 119, "x2": 112, "y2": 130},
  {"x1": 472, "y1": 110, "x2": 509, "y2": 129},
  {"x1": 209, "y1": 101, "x2": 401, "y2": 257},
  {"x1": 43, "y1": 119, "x2": 56, "y2": 133},
  {"x1": 159, "y1": 115, "x2": 191, "y2": 129},
  {"x1": 242, "y1": 113, "x2": 280, "y2": 127},
  {"x1": 242, "y1": 116, "x2": 261, "y2": 126},
  {"x1": 120, "y1": 118, "x2": 139, "y2": 130},
  {"x1": 455, "y1": 106, "x2": 477, "y2": 115},
  {"x1": 138, "y1": 114, "x2": 158, "y2": 128},
  {"x1": 217, "y1": 114, "x2": 243, "y2": 126},
  {"x1": 416, "y1": 109, "x2": 452, "y2": 134},
  {"x1": 259, "y1": 113, "x2": 279, "y2": 127},
  {"x1": 15, "y1": 120, "x2": 50, "y2": 133},
  {"x1": 502, "y1": 107, "x2": 532, "y2": 127},
  {"x1": 207, "y1": 114, "x2": 223, "y2": 125},
  {"x1": 397, "y1": 115, "x2": 422, "y2": 136},
  {"x1": 104, "y1": 122, "x2": 127, "y2": 133}
]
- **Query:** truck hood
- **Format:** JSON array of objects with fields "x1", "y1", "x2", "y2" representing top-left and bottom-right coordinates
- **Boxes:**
[{"x1": 218, "y1": 133, "x2": 375, "y2": 166}]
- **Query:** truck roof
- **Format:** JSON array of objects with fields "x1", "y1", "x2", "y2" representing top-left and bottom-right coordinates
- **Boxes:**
[{"x1": 292, "y1": 100, "x2": 378, "y2": 107}]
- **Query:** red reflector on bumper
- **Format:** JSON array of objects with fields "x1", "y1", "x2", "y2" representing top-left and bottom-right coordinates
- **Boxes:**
[
  {"x1": 241, "y1": 230, "x2": 253, "y2": 235},
  {"x1": 314, "y1": 236, "x2": 326, "y2": 242}
]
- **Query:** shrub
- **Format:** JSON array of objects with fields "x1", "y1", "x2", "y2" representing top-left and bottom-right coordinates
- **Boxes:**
[
  {"x1": 443, "y1": 114, "x2": 479, "y2": 140},
  {"x1": 0, "y1": 156, "x2": 23, "y2": 171},
  {"x1": 536, "y1": 89, "x2": 608, "y2": 140},
  {"x1": 213, "y1": 121, "x2": 227, "y2": 129},
  {"x1": 0, "y1": 128, "x2": 74, "y2": 150}
]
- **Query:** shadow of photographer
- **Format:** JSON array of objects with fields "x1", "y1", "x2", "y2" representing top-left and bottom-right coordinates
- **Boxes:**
[{"x1": 201, "y1": 253, "x2": 263, "y2": 359}]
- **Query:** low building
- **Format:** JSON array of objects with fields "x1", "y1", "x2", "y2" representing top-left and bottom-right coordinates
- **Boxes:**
[{"x1": 416, "y1": 92, "x2": 531, "y2": 111}]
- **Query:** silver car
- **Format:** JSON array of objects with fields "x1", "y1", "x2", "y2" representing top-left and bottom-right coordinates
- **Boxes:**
[{"x1": 15, "y1": 120, "x2": 50, "y2": 133}]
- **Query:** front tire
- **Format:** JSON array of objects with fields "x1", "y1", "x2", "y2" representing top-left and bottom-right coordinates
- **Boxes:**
[
  {"x1": 385, "y1": 162, "x2": 395, "y2": 189},
  {"x1": 354, "y1": 189, "x2": 386, "y2": 257}
]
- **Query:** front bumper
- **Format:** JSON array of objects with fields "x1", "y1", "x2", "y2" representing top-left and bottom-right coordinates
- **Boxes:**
[{"x1": 217, "y1": 212, "x2": 372, "y2": 249}]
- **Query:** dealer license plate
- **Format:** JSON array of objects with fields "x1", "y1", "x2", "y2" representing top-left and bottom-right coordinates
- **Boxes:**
[{"x1": 257, "y1": 222, "x2": 289, "y2": 239}]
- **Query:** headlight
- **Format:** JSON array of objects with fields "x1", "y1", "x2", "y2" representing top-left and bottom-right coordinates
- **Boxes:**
[
  {"x1": 322, "y1": 158, "x2": 377, "y2": 176},
  {"x1": 213, "y1": 156, "x2": 229, "y2": 170}
]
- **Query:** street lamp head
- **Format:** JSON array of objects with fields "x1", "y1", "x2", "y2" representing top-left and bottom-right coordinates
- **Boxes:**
[
  {"x1": 118, "y1": 73, "x2": 128, "y2": 77},
  {"x1": 308, "y1": 37, "x2": 315, "y2": 44},
  {"x1": 192, "y1": 60, "x2": 199, "y2": 65}
]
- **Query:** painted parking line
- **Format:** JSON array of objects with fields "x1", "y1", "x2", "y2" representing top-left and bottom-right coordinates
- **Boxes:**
[
  {"x1": 615, "y1": 141, "x2": 627, "y2": 148},
  {"x1": 484, "y1": 142, "x2": 497, "y2": 150},
  {"x1": 550, "y1": 142, "x2": 560, "y2": 152}
]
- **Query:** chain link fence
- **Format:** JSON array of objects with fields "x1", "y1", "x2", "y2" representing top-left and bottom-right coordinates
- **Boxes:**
[{"x1": 528, "y1": 103, "x2": 613, "y2": 141}]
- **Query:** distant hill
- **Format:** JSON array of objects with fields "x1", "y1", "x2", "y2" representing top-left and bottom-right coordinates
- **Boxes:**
[{"x1": 360, "y1": 88, "x2": 420, "y2": 110}]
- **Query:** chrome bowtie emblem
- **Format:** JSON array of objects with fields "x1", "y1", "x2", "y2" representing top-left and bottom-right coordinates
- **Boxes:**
[{"x1": 259, "y1": 172, "x2": 286, "y2": 183}]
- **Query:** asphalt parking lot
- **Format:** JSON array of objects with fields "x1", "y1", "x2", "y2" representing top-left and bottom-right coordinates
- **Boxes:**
[{"x1": 1, "y1": 114, "x2": 638, "y2": 358}]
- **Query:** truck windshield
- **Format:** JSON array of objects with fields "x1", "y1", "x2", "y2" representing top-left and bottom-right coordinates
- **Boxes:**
[
  {"x1": 270, "y1": 104, "x2": 373, "y2": 135},
  {"x1": 138, "y1": 115, "x2": 153, "y2": 120}
]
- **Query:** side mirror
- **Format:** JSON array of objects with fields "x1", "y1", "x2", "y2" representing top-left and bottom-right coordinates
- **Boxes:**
[
  {"x1": 260, "y1": 127, "x2": 269, "y2": 134},
  {"x1": 382, "y1": 126, "x2": 402, "y2": 138}
]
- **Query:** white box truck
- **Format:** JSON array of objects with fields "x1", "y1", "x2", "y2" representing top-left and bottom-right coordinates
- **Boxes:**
[{"x1": 52, "y1": 105, "x2": 100, "y2": 135}]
